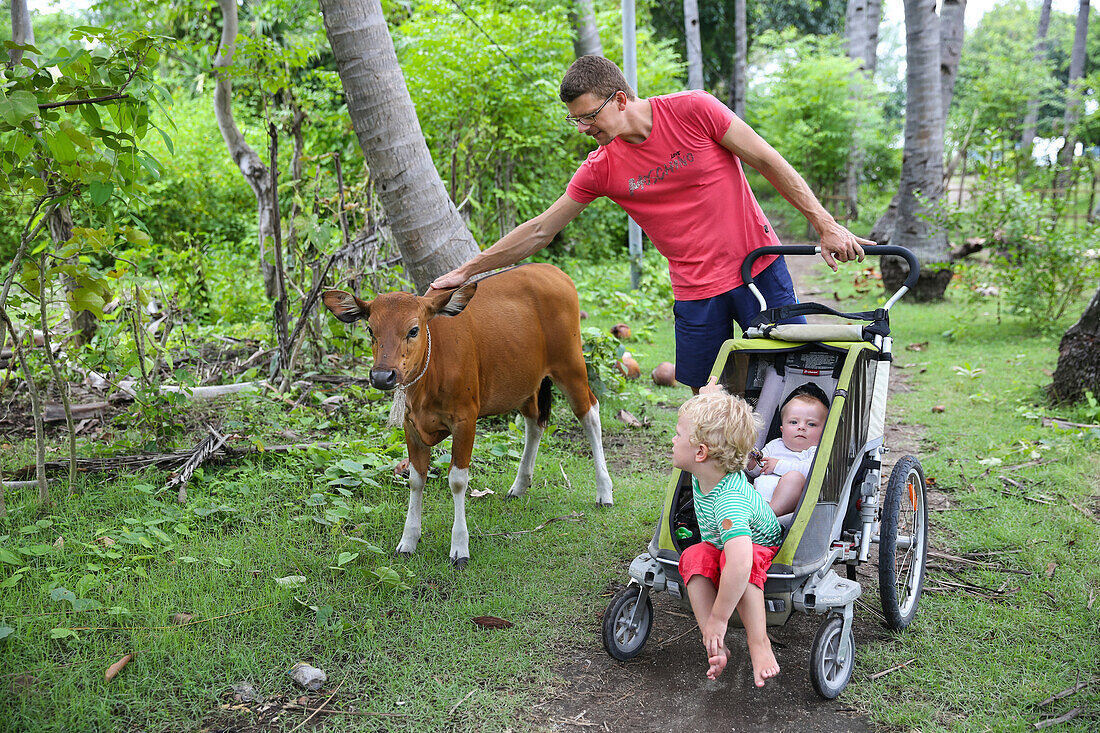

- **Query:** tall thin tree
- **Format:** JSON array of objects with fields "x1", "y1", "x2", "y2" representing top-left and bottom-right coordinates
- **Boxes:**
[
  {"x1": 1020, "y1": 0, "x2": 1053, "y2": 151},
  {"x1": 570, "y1": 0, "x2": 603, "y2": 58},
  {"x1": 213, "y1": 0, "x2": 279, "y2": 300},
  {"x1": 1054, "y1": 0, "x2": 1090, "y2": 195},
  {"x1": 319, "y1": 0, "x2": 480, "y2": 292},
  {"x1": 730, "y1": 0, "x2": 746, "y2": 118},
  {"x1": 684, "y1": 0, "x2": 703, "y2": 89}
]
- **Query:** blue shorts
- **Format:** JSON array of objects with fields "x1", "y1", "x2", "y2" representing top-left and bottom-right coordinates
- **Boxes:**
[{"x1": 673, "y1": 257, "x2": 804, "y2": 388}]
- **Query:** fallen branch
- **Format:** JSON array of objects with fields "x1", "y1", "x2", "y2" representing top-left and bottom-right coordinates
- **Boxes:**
[
  {"x1": 1036, "y1": 677, "x2": 1100, "y2": 707},
  {"x1": 165, "y1": 425, "x2": 229, "y2": 503},
  {"x1": 448, "y1": 688, "x2": 476, "y2": 717},
  {"x1": 478, "y1": 512, "x2": 584, "y2": 538},
  {"x1": 288, "y1": 673, "x2": 347, "y2": 733},
  {"x1": 10, "y1": 441, "x2": 336, "y2": 481},
  {"x1": 869, "y1": 657, "x2": 916, "y2": 681},
  {"x1": 1034, "y1": 708, "x2": 1082, "y2": 729},
  {"x1": 69, "y1": 602, "x2": 279, "y2": 632},
  {"x1": 1041, "y1": 416, "x2": 1100, "y2": 430}
]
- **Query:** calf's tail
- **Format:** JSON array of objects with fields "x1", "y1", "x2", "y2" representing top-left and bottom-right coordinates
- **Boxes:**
[{"x1": 537, "y1": 377, "x2": 553, "y2": 428}]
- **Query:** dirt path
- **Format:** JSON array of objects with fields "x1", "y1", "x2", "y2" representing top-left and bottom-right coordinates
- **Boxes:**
[{"x1": 533, "y1": 254, "x2": 926, "y2": 733}]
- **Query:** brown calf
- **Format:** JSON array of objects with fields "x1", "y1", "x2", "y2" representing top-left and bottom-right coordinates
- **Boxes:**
[{"x1": 322, "y1": 264, "x2": 613, "y2": 566}]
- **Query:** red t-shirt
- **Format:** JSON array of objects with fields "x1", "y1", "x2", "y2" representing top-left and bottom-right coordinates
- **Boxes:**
[{"x1": 566, "y1": 90, "x2": 781, "y2": 300}]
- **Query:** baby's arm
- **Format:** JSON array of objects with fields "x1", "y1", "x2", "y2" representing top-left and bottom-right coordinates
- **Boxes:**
[{"x1": 701, "y1": 535, "x2": 752, "y2": 662}]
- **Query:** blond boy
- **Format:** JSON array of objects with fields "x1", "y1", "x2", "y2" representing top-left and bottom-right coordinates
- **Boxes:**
[{"x1": 673, "y1": 391, "x2": 783, "y2": 685}]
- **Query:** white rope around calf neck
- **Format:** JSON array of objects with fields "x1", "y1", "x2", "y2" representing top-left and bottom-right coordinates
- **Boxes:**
[{"x1": 388, "y1": 324, "x2": 431, "y2": 428}]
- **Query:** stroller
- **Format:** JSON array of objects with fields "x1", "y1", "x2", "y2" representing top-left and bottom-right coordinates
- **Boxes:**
[{"x1": 601, "y1": 245, "x2": 929, "y2": 699}]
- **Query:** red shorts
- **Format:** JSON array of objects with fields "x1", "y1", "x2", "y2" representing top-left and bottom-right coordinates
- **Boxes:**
[{"x1": 678, "y1": 540, "x2": 779, "y2": 590}]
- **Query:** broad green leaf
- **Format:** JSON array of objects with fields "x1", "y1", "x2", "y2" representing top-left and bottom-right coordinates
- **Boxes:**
[
  {"x1": 7, "y1": 91, "x2": 38, "y2": 125},
  {"x1": 336, "y1": 551, "x2": 359, "y2": 566},
  {"x1": 178, "y1": 556, "x2": 200, "y2": 564},
  {"x1": 0, "y1": 626, "x2": 13, "y2": 640},
  {"x1": 89, "y1": 180, "x2": 113, "y2": 206},
  {"x1": 45, "y1": 129, "x2": 79, "y2": 163},
  {"x1": 213, "y1": 557, "x2": 233, "y2": 567},
  {"x1": 275, "y1": 575, "x2": 307, "y2": 588},
  {"x1": 49, "y1": 628, "x2": 77, "y2": 639},
  {"x1": 0, "y1": 548, "x2": 22, "y2": 565},
  {"x1": 60, "y1": 121, "x2": 94, "y2": 151}
]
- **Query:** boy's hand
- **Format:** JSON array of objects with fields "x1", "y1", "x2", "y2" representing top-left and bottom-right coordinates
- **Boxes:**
[
  {"x1": 698, "y1": 376, "x2": 725, "y2": 395},
  {"x1": 761, "y1": 456, "x2": 778, "y2": 474},
  {"x1": 703, "y1": 617, "x2": 728, "y2": 661}
]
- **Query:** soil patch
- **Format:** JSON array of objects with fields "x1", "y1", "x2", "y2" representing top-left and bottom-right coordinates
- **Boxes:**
[{"x1": 532, "y1": 253, "x2": 935, "y2": 732}]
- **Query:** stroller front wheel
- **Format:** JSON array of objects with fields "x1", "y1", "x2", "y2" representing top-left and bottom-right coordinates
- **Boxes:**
[
  {"x1": 810, "y1": 615, "x2": 855, "y2": 699},
  {"x1": 602, "y1": 585, "x2": 654, "y2": 661}
]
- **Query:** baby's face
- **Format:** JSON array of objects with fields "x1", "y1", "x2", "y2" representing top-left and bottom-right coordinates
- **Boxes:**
[{"x1": 779, "y1": 397, "x2": 827, "y2": 453}]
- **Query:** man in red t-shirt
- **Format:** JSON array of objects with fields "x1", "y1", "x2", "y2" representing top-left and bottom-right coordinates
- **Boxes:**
[{"x1": 432, "y1": 56, "x2": 871, "y2": 390}]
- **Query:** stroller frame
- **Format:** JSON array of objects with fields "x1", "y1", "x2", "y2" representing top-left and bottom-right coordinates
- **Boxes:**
[{"x1": 602, "y1": 246, "x2": 930, "y2": 698}]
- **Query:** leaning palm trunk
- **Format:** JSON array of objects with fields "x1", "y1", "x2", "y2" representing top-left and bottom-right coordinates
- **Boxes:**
[
  {"x1": 885, "y1": 0, "x2": 952, "y2": 300},
  {"x1": 319, "y1": 0, "x2": 479, "y2": 292}
]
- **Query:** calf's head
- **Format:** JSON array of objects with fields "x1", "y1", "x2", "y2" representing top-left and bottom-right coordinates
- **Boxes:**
[{"x1": 322, "y1": 284, "x2": 478, "y2": 391}]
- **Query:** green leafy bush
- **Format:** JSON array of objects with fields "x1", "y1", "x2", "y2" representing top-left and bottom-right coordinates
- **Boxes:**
[{"x1": 938, "y1": 178, "x2": 1100, "y2": 330}]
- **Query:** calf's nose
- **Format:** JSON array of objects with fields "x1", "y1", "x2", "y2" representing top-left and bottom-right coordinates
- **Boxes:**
[{"x1": 370, "y1": 368, "x2": 398, "y2": 391}]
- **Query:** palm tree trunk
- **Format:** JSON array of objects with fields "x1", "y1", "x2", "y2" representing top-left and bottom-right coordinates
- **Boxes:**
[
  {"x1": 319, "y1": 0, "x2": 479, "y2": 292},
  {"x1": 885, "y1": 0, "x2": 952, "y2": 300},
  {"x1": 939, "y1": 0, "x2": 967, "y2": 119},
  {"x1": 1050, "y1": 285, "x2": 1100, "y2": 404},
  {"x1": 1020, "y1": 0, "x2": 1053, "y2": 151}
]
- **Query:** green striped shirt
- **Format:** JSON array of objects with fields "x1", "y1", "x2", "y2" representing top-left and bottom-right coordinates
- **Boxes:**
[{"x1": 693, "y1": 471, "x2": 782, "y2": 548}]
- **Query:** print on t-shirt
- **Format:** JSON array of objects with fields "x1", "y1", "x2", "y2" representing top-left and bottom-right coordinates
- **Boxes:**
[{"x1": 627, "y1": 150, "x2": 696, "y2": 196}]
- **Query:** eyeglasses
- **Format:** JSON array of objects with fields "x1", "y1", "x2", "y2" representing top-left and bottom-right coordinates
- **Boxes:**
[{"x1": 564, "y1": 91, "x2": 621, "y2": 127}]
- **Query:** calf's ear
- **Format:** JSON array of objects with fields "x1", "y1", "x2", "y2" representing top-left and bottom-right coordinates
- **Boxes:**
[
  {"x1": 322, "y1": 290, "x2": 370, "y2": 323},
  {"x1": 425, "y1": 282, "x2": 478, "y2": 318}
]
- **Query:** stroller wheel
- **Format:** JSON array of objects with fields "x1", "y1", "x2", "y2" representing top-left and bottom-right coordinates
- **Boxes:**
[
  {"x1": 810, "y1": 615, "x2": 855, "y2": 699},
  {"x1": 602, "y1": 585, "x2": 653, "y2": 661},
  {"x1": 879, "y1": 455, "x2": 929, "y2": 631}
]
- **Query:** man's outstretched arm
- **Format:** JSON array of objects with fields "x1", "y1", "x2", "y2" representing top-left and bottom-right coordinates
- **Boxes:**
[
  {"x1": 719, "y1": 116, "x2": 872, "y2": 270},
  {"x1": 430, "y1": 193, "x2": 589, "y2": 289}
]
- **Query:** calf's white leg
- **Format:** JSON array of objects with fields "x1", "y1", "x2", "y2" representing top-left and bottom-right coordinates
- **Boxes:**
[
  {"x1": 582, "y1": 402, "x2": 614, "y2": 506},
  {"x1": 449, "y1": 467, "x2": 471, "y2": 567},
  {"x1": 507, "y1": 414, "x2": 544, "y2": 498},
  {"x1": 396, "y1": 464, "x2": 424, "y2": 555}
]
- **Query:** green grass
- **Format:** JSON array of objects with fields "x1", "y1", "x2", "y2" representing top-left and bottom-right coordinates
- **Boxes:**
[
  {"x1": 3, "y1": 257, "x2": 1097, "y2": 731},
  {"x1": 0, "y1": 261, "x2": 690, "y2": 732}
]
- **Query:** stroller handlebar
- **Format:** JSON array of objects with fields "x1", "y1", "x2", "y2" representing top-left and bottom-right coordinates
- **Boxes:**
[{"x1": 741, "y1": 245, "x2": 921, "y2": 313}]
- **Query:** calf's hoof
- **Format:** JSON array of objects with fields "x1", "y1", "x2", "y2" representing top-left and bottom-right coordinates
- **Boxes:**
[
  {"x1": 451, "y1": 554, "x2": 469, "y2": 569},
  {"x1": 596, "y1": 498, "x2": 614, "y2": 508}
]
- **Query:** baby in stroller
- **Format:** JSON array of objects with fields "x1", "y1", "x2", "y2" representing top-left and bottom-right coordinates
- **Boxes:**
[
  {"x1": 672, "y1": 391, "x2": 783, "y2": 685},
  {"x1": 747, "y1": 383, "x2": 830, "y2": 518}
]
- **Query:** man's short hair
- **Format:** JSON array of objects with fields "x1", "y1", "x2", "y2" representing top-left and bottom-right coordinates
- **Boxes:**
[
  {"x1": 679, "y1": 393, "x2": 762, "y2": 474},
  {"x1": 559, "y1": 55, "x2": 636, "y2": 103}
]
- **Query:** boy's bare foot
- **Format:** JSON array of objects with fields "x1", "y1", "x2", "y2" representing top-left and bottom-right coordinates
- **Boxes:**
[
  {"x1": 748, "y1": 638, "x2": 780, "y2": 687},
  {"x1": 706, "y1": 647, "x2": 729, "y2": 680}
]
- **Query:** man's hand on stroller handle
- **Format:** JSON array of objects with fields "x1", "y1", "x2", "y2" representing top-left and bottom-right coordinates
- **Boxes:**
[{"x1": 819, "y1": 222, "x2": 872, "y2": 271}]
